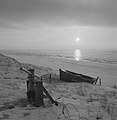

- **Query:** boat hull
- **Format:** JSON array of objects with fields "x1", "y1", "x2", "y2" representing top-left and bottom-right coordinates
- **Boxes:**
[{"x1": 59, "y1": 69, "x2": 98, "y2": 84}]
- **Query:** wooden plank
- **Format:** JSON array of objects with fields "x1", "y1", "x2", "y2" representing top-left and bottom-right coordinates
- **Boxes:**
[{"x1": 42, "y1": 85, "x2": 55, "y2": 104}]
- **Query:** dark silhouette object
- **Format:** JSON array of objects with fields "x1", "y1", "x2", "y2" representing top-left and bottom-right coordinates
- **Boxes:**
[
  {"x1": 20, "y1": 67, "x2": 55, "y2": 107},
  {"x1": 27, "y1": 88, "x2": 35, "y2": 102},
  {"x1": 49, "y1": 74, "x2": 51, "y2": 83},
  {"x1": 27, "y1": 68, "x2": 35, "y2": 102},
  {"x1": 59, "y1": 69, "x2": 99, "y2": 84},
  {"x1": 8, "y1": 103, "x2": 15, "y2": 109},
  {"x1": 34, "y1": 81, "x2": 44, "y2": 107},
  {"x1": 114, "y1": 85, "x2": 116, "y2": 89}
]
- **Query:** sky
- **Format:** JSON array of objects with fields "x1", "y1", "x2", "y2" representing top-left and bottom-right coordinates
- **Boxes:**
[{"x1": 0, "y1": 0, "x2": 117, "y2": 50}]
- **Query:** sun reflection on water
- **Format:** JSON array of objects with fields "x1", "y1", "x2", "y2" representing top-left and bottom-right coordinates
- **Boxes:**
[{"x1": 75, "y1": 49, "x2": 81, "y2": 61}]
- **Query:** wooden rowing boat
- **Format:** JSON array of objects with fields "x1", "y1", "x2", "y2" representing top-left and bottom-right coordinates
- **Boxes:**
[{"x1": 59, "y1": 69, "x2": 99, "y2": 84}]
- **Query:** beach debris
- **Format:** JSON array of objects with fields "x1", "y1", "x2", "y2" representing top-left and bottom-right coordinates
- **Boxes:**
[
  {"x1": 20, "y1": 67, "x2": 56, "y2": 107},
  {"x1": 8, "y1": 103, "x2": 15, "y2": 109}
]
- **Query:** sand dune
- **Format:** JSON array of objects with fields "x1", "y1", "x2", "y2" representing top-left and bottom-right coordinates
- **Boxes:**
[{"x1": 0, "y1": 53, "x2": 117, "y2": 120}]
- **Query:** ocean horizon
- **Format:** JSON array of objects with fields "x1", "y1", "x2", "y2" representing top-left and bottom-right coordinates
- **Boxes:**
[{"x1": 1, "y1": 49, "x2": 117, "y2": 65}]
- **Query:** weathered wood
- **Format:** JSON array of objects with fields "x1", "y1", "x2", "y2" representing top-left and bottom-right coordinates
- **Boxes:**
[
  {"x1": 35, "y1": 81, "x2": 44, "y2": 107},
  {"x1": 42, "y1": 85, "x2": 55, "y2": 104},
  {"x1": 99, "y1": 78, "x2": 102, "y2": 86},
  {"x1": 41, "y1": 76, "x2": 42, "y2": 80},
  {"x1": 27, "y1": 80, "x2": 34, "y2": 91},
  {"x1": 20, "y1": 67, "x2": 55, "y2": 106},
  {"x1": 49, "y1": 74, "x2": 51, "y2": 83},
  {"x1": 59, "y1": 69, "x2": 97, "y2": 84},
  {"x1": 27, "y1": 69, "x2": 35, "y2": 102},
  {"x1": 93, "y1": 76, "x2": 99, "y2": 85},
  {"x1": 20, "y1": 67, "x2": 41, "y2": 80}
]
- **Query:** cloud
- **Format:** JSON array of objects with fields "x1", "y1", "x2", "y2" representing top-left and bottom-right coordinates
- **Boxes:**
[{"x1": 0, "y1": 0, "x2": 116, "y2": 27}]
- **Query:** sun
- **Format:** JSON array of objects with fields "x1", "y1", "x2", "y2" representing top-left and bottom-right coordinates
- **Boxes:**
[{"x1": 76, "y1": 37, "x2": 80, "y2": 42}]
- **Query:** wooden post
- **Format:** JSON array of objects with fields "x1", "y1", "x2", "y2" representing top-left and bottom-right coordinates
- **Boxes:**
[
  {"x1": 93, "y1": 76, "x2": 99, "y2": 85},
  {"x1": 21, "y1": 67, "x2": 55, "y2": 107},
  {"x1": 35, "y1": 81, "x2": 44, "y2": 107},
  {"x1": 49, "y1": 74, "x2": 51, "y2": 83},
  {"x1": 41, "y1": 76, "x2": 42, "y2": 80},
  {"x1": 27, "y1": 69, "x2": 35, "y2": 102},
  {"x1": 99, "y1": 78, "x2": 102, "y2": 86}
]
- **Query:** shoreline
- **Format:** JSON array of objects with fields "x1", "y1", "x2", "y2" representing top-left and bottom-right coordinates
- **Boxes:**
[{"x1": 3, "y1": 53, "x2": 117, "y2": 88}]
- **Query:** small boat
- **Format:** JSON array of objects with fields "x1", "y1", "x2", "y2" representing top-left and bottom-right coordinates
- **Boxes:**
[{"x1": 59, "y1": 69, "x2": 99, "y2": 84}]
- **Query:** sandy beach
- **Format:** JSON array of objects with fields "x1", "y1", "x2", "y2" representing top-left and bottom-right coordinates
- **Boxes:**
[
  {"x1": 3, "y1": 51, "x2": 117, "y2": 87},
  {"x1": 0, "y1": 52, "x2": 117, "y2": 120}
]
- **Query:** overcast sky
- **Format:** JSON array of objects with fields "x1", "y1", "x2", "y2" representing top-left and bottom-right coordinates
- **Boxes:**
[{"x1": 0, "y1": 0, "x2": 116, "y2": 50}]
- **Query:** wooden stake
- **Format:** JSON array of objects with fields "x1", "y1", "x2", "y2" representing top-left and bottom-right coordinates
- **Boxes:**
[
  {"x1": 49, "y1": 74, "x2": 51, "y2": 83},
  {"x1": 99, "y1": 78, "x2": 102, "y2": 86},
  {"x1": 35, "y1": 81, "x2": 44, "y2": 107},
  {"x1": 27, "y1": 69, "x2": 35, "y2": 102}
]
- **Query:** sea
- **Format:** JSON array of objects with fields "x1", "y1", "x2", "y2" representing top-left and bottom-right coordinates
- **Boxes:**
[
  {"x1": 34, "y1": 49, "x2": 117, "y2": 64},
  {"x1": 1, "y1": 49, "x2": 117, "y2": 65}
]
